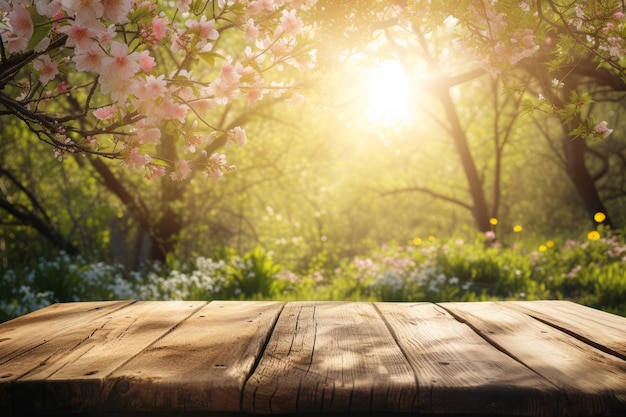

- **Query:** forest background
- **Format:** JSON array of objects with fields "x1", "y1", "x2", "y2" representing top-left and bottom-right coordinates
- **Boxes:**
[{"x1": 1, "y1": 0, "x2": 626, "y2": 321}]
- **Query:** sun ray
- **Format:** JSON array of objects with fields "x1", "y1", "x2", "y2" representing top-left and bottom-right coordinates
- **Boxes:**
[{"x1": 361, "y1": 60, "x2": 414, "y2": 127}]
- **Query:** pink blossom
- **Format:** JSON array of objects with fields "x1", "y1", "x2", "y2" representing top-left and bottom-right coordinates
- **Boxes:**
[
  {"x1": 268, "y1": 36, "x2": 293, "y2": 57},
  {"x1": 170, "y1": 31, "x2": 186, "y2": 53},
  {"x1": 98, "y1": 24, "x2": 117, "y2": 47},
  {"x1": 174, "y1": 85, "x2": 196, "y2": 103},
  {"x1": 8, "y1": 4, "x2": 34, "y2": 39},
  {"x1": 134, "y1": 74, "x2": 167, "y2": 104},
  {"x1": 248, "y1": 0, "x2": 276, "y2": 14},
  {"x1": 159, "y1": 98, "x2": 188, "y2": 122},
  {"x1": 594, "y1": 121, "x2": 614, "y2": 138},
  {"x1": 151, "y1": 16, "x2": 169, "y2": 42},
  {"x1": 206, "y1": 152, "x2": 228, "y2": 183},
  {"x1": 128, "y1": 147, "x2": 152, "y2": 169},
  {"x1": 93, "y1": 104, "x2": 117, "y2": 120},
  {"x1": 186, "y1": 15, "x2": 219, "y2": 40},
  {"x1": 36, "y1": 0, "x2": 63, "y2": 18},
  {"x1": 189, "y1": 98, "x2": 216, "y2": 114},
  {"x1": 73, "y1": 43, "x2": 106, "y2": 72},
  {"x1": 243, "y1": 45, "x2": 265, "y2": 66},
  {"x1": 279, "y1": 9, "x2": 302, "y2": 35},
  {"x1": 7, "y1": 35, "x2": 28, "y2": 53},
  {"x1": 246, "y1": 78, "x2": 265, "y2": 105},
  {"x1": 145, "y1": 163, "x2": 166, "y2": 179},
  {"x1": 494, "y1": 42, "x2": 507, "y2": 58},
  {"x1": 62, "y1": 0, "x2": 104, "y2": 21},
  {"x1": 184, "y1": 135, "x2": 203, "y2": 152},
  {"x1": 170, "y1": 159, "x2": 192, "y2": 181},
  {"x1": 103, "y1": 0, "x2": 130, "y2": 24},
  {"x1": 33, "y1": 55, "x2": 59, "y2": 84},
  {"x1": 228, "y1": 126, "x2": 246, "y2": 147},
  {"x1": 243, "y1": 18, "x2": 261, "y2": 40},
  {"x1": 522, "y1": 29, "x2": 535, "y2": 47},
  {"x1": 58, "y1": 16, "x2": 106, "y2": 51},
  {"x1": 614, "y1": 11, "x2": 625, "y2": 19},
  {"x1": 99, "y1": 74, "x2": 135, "y2": 104},
  {"x1": 102, "y1": 41, "x2": 140, "y2": 79},
  {"x1": 209, "y1": 61, "x2": 242, "y2": 103},
  {"x1": 132, "y1": 120, "x2": 161, "y2": 144},
  {"x1": 57, "y1": 81, "x2": 70, "y2": 93},
  {"x1": 138, "y1": 50, "x2": 156, "y2": 72},
  {"x1": 176, "y1": 0, "x2": 192, "y2": 12}
]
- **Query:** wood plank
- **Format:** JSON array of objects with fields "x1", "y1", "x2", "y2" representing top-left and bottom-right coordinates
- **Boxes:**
[
  {"x1": 442, "y1": 301, "x2": 626, "y2": 417},
  {"x1": 8, "y1": 301, "x2": 205, "y2": 415},
  {"x1": 0, "y1": 301, "x2": 133, "y2": 362},
  {"x1": 502, "y1": 300, "x2": 626, "y2": 360},
  {"x1": 243, "y1": 301, "x2": 417, "y2": 414},
  {"x1": 0, "y1": 301, "x2": 134, "y2": 415},
  {"x1": 376, "y1": 302, "x2": 559, "y2": 416},
  {"x1": 102, "y1": 300, "x2": 284, "y2": 413}
]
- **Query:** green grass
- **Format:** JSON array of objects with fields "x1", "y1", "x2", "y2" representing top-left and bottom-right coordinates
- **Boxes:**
[{"x1": 2, "y1": 230, "x2": 626, "y2": 322}]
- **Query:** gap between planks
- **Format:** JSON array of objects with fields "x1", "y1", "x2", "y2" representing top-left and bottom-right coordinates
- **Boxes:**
[{"x1": 239, "y1": 301, "x2": 286, "y2": 412}]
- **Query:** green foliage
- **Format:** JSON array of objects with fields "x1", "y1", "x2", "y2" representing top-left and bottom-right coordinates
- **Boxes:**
[
  {"x1": 3, "y1": 232, "x2": 626, "y2": 322},
  {"x1": 223, "y1": 247, "x2": 285, "y2": 299}
]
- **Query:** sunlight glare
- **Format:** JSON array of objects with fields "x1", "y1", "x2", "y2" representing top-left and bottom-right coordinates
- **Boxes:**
[{"x1": 362, "y1": 60, "x2": 414, "y2": 127}]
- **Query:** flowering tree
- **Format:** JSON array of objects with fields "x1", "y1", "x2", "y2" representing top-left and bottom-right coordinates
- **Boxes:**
[
  {"x1": 1, "y1": 0, "x2": 317, "y2": 260},
  {"x1": 453, "y1": 0, "x2": 626, "y2": 226},
  {"x1": 313, "y1": 0, "x2": 625, "y2": 231},
  {"x1": 1, "y1": 0, "x2": 316, "y2": 181}
]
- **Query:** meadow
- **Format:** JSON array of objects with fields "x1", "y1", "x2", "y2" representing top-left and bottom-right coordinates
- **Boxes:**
[{"x1": 3, "y1": 229, "x2": 625, "y2": 322}]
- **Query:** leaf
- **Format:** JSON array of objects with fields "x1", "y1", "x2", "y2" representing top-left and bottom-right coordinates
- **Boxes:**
[
  {"x1": 28, "y1": 25, "x2": 50, "y2": 51},
  {"x1": 568, "y1": 125, "x2": 587, "y2": 139},
  {"x1": 521, "y1": 98, "x2": 535, "y2": 115},
  {"x1": 149, "y1": 158, "x2": 171, "y2": 167},
  {"x1": 199, "y1": 51, "x2": 227, "y2": 66},
  {"x1": 28, "y1": 7, "x2": 51, "y2": 51},
  {"x1": 128, "y1": 4, "x2": 153, "y2": 24}
]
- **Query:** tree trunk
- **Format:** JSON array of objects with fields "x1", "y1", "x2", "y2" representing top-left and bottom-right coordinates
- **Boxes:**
[
  {"x1": 437, "y1": 89, "x2": 492, "y2": 232},
  {"x1": 88, "y1": 155, "x2": 185, "y2": 264},
  {"x1": 562, "y1": 132, "x2": 614, "y2": 227},
  {"x1": 147, "y1": 132, "x2": 186, "y2": 261},
  {"x1": 524, "y1": 56, "x2": 616, "y2": 229},
  {"x1": 0, "y1": 167, "x2": 79, "y2": 255}
]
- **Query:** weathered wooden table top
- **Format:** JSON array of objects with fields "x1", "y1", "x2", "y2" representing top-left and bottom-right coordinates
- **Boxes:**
[{"x1": 0, "y1": 300, "x2": 625, "y2": 417}]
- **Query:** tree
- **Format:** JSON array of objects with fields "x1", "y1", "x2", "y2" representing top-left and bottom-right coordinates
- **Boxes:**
[
  {"x1": 453, "y1": 0, "x2": 626, "y2": 226},
  {"x1": 310, "y1": 0, "x2": 625, "y2": 234},
  {"x1": 1, "y1": 0, "x2": 318, "y2": 260}
]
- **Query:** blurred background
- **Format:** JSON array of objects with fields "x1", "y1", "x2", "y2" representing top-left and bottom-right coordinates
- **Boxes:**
[{"x1": 2, "y1": 0, "x2": 626, "y2": 320}]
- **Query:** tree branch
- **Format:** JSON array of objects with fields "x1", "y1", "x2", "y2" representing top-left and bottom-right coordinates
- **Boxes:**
[{"x1": 380, "y1": 186, "x2": 474, "y2": 213}]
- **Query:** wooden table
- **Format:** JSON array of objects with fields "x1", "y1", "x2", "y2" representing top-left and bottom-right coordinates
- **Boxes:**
[{"x1": 0, "y1": 300, "x2": 625, "y2": 416}]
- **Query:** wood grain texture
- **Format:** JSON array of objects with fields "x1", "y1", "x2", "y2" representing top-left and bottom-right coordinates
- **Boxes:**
[
  {"x1": 1, "y1": 300, "x2": 625, "y2": 416},
  {"x1": 0, "y1": 301, "x2": 133, "y2": 362},
  {"x1": 503, "y1": 300, "x2": 626, "y2": 359},
  {"x1": 243, "y1": 302, "x2": 417, "y2": 414},
  {"x1": 11, "y1": 301, "x2": 205, "y2": 415},
  {"x1": 375, "y1": 302, "x2": 558, "y2": 416},
  {"x1": 102, "y1": 300, "x2": 284, "y2": 413},
  {"x1": 0, "y1": 301, "x2": 134, "y2": 414},
  {"x1": 441, "y1": 301, "x2": 626, "y2": 417}
]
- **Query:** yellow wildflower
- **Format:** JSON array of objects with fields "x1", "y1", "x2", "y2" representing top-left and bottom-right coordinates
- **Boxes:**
[{"x1": 587, "y1": 231, "x2": 601, "y2": 241}]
